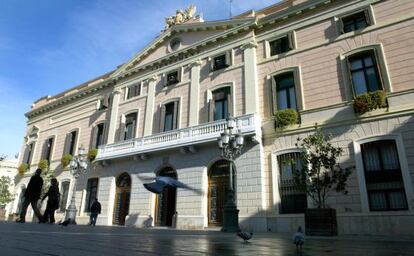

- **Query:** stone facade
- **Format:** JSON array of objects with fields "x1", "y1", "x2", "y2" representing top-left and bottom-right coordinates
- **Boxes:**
[{"x1": 13, "y1": 0, "x2": 414, "y2": 235}]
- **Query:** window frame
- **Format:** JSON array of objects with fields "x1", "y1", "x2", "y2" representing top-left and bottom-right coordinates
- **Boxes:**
[
  {"x1": 207, "y1": 83, "x2": 236, "y2": 122},
  {"x1": 90, "y1": 122, "x2": 106, "y2": 149},
  {"x1": 23, "y1": 142, "x2": 35, "y2": 165},
  {"x1": 265, "y1": 31, "x2": 296, "y2": 58},
  {"x1": 58, "y1": 180, "x2": 71, "y2": 212},
  {"x1": 63, "y1": 129, "x2": 79, "y2": 156},
  {"x1": 120, "y1": 111, "x2": 138, "y2": 141},
  {"x1": 159, "y1": 98, "x2": 181, "y2": 132},
  {"x1": 42, "y1": 136, "x2": 55, "y2": 162},
  {"x1": 162, "y1": 68, "x2": 183, "y2": 88},
  {"x1": 353, "y1": 135, "x2": 414, "y2": 213},
  {"x1": 268, "y1": 66, "x2": 304, "y2": 115},
  {"x1": 125, "y1": 82, "x2": 142, "y2": 100},
  {"x1": 336, "y1": 6, "x2": 375, "y2": 35},
  {"x1": 209, "y1": 49, "x2": 234, "y2": 72},
  {"x1": 340, "y1": 44, "x2": 392, "y2": 101}
]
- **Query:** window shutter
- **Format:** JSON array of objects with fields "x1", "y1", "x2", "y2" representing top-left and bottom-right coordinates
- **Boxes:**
[
  {"x1": 90, "y1": 126, "x2": 99, "y2": 149},
  {"x1": 28, "y1": 143, "x2": 35, "y2": 164},
  {"x1": 23, "y1": 146, "x2": 29, "y2": 164},
  {"x1": 132, "y1": 113, "x2": 137, "y2": 138},
  {"x1": 364, "y1": 9, "x2": 372, "y2": 25},
  {"x1": 288, "y1": 32, "x2": 295, "y2": 50},
  {"x1": 338, "y1": 17, "x2": 345, "y2": 34},
  {"x1": 159, "y1": 105, "x2": 166, "y2": 132},
  {"x1": 119, "y1": 115, "x2": 126, "y2": 141},
  {"x1": 265, "y1": 41, "x2": 270, "y2": 58},
  {"x1": 96, "y1": 99, "x2": 101, "y2": 110},
  {"x1": 372, "y1": 49, "x2": 384, "y2": 90},
  {"x1": 162, "y1": 74, "x2": 167, "y2": 87},
  {"x1": 209, "y1": 58, "x2": 215, "y2": 72},
  {"x1": 41, "y1": 140, "x2": 48, "y2": 160},
  {"x1": 208, "y1": 99, "x2": 215, "y2": 122},
  {"x1": 125, "y1": 87, "x2": 130, "y2": 100},
  {"x1": 271, "y1": 76, "x2": 278, "y2": 115},
  {"x1": 225, "y1": 50, "x2": 232, "y2": 67},
  {"x1": 103, "y1": 95, "x2": 110, "y2": 108},
  {"x1": 177, "y1": 68, "x2": 182, "y2": 83},
  {"x1": 345, "y1": 56, "x2": 356, "y2": 97},
  {"x1": 173, "y1": 101, "x2": 179, "y2": 130},
  {"x1": 227, "y1": 93, "x2": 233, "y2": 117},
  {"x1": 63, "y1": 133, "x2": 70, "y2": 155}
]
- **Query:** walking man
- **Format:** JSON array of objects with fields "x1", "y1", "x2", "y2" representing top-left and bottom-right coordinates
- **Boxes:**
[
  {"x1": 16, "y1": 168, "x2": 44, "y2": 223},
  {"x1": 89, "y1": 198, "x2": 101, "y2": 226},
  {"x1": 41, "y1": 178, "x2": 60, "y2": 223}
]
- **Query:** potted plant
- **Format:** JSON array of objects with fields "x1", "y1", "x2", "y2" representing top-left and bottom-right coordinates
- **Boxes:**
[
  {"x1": 353, "y1": 90, "x2": 387, "y2": 114},
  {"x1": 88, "y1": 148, "x2": 98, "y2": 162},
  {"x1": 18, "y1": 163, "x2": 29, "y2": 176},
  {"x1": 38, "y1": 159, "x2": 49, "y2": 172},
  {"x1": 61, "y1": 154, "x2": 72, "y2": 168},
  {"x1": 274, "y1": 108, "x2": 299, "y2": 128},
  {"x1": 294, "y1": 128, "x2": 352, "y2": 236}
]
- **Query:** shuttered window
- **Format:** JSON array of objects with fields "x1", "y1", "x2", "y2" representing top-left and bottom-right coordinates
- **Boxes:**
[
  {"x1": 361, "y1": 140, "x2": 408, "y2": 211},
  {"x1": 123, "y1": 113, "x2": 137, "y2": 140},
  {"x1": 59, "y1": 181, "x2": 70, "y2": 212},
  {"x1": 277, "y1": 152, "x2": 307, "y2": 214},
  {"x1": 64, "y1": 131, "x2": 78, "y2": 156},
  {"x1": 341, "y1": 11, "x2": 370, "y2": 34},
  {"x1": 348, "y1": 51, "x2": 382, "y2": 96},
  {"x1": 42, "y1": 137, "x2": 54, "y2": 162},
  {"x1": 23, "y1": 142, "x2": 35, "y2": 165},
  {"x1": 126, "y1": 84, "x2": 141, "y2": 100},
  {"x1": 91, "y1": 123, "x2": 105, "y2": 149},
  {"x1": 271, "y1": 72, "x2": 297, "y2": 112}
]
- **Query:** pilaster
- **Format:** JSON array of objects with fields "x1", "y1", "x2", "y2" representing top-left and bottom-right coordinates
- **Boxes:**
[
  {"x1": 241, "y1": 40, "x2": 259, "y2": 115},
  {"x1": 106, "y1": 89, "x2": 121, "y2": 144},
  {"x1": 143, "y1": 75, "x2": 158, "y2": 136},
  {"x1": 189, "y1": 59, "x2": 202, "y2": 126}
]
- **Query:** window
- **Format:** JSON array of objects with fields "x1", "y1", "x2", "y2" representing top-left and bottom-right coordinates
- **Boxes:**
[
  {"x1": 166, "y1": 71, "x2": 179, "y2": 86},
  {"x1": 23, "y1": 142, "x2": 35, "y2": 165},
  {"x1": 97, "y1": 94, "x2": 111, "y2": 110},
  {"x1": 269, "y1": 36, "x2": 291, "y2": 56},
  {"x1": 210, "y1": 51, "x2": 232, "y2": 72},
  {"x1": 64, "y1": 130, "x2": 78, "y2": 156},
  {"x1": 126, "y1": 84, "x2": 141, "y2": 100},
  {"x1": 272, "y1": 72, "x2": 297, "y2": 111},
  {"x1": 59, "y1": 181, "x2": 70, "y2": 212},
  {"x1": 348, "y1": 51, "x2": 382, "y2": 95},
  {"x1": 122, "y1": 113, "x2": 137, "y2": 140},
  {"x1": 277, "y1": 152, "x2": 307, "y2": 214},
  {"x1": 361, "y1": 140, "x2": 408, "y2": 211},
  {"x1": 91, "y1": 123, "x2": 105, "y2": 149},
  {"x1": 85, "y1": 178, "x2": 99, "y2": 212},
  {"x1": 160, "y1": 101, "x2": 179, "y2": 132},
  {"x1": 341, "y1": 11, "x2": 370, "y2": 34},
  {"x1": 209, "y1": 87, "x2": 231, "y2": 121},
  {"x1": 42, "y1": 137, "x2": 54, "y2": 162}
]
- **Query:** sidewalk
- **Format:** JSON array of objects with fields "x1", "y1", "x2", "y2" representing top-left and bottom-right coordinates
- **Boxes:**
[{"x1": 1, "y1": 221, "x2": 413, "y2": 255}]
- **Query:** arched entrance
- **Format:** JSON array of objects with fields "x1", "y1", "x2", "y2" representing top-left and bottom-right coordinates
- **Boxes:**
[
  {"x1": 208, "y1": 160, "x2": 234, "y2": 226},
  {"x1": 113, "y1": 173, "x2": 131, "y2": 225},
  {"x1": 155, "y1": 167, "x2": 177, "y2": 227}
]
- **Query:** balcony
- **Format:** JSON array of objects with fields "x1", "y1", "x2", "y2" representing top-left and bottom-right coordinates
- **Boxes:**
[{"x1": 96, "y1": 113, "x2": 260, "y2": 161}]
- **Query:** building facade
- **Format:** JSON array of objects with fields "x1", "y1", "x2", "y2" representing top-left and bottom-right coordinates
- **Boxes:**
[{"x1": 13, "y1": 0, "x2": 414, "y2": 235}]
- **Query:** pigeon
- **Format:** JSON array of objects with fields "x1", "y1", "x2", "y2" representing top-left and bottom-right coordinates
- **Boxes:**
[
  {"x1": 59, "y1": 218, "x2": 71, "y2": 226},
  {"x1": 237, "y1": 231, "x2": 253, "y2": 243},
  {"x1": 138, "y1": 175, "x2": 201, "y2": 194},
  {"x1": 292, "y1": 226, "x2": 305, "y2": 251}
]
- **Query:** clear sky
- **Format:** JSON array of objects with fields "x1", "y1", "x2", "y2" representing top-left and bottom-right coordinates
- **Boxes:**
[{"x1": 0, "y1": 0, "x2": 276, "y2": 160}]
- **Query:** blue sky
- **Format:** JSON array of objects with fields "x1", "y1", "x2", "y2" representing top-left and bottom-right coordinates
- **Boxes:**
[{"x1": 0, "y1": 0, "x2": 276, "y2": 160}]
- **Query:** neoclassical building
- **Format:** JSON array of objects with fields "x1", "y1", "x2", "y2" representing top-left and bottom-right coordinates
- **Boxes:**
[{"x1": 13, "y1": 0, "x2": 414, "y2": 235}]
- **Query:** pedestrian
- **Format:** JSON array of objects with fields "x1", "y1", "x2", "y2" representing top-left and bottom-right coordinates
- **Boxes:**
[
  {"x1": 41, "y1": 178, "x2": 60, "y2": 223},
  {"x1": 293, "y1": 226, "x2": 305, "y2": 252},
  {"x1": 16, "y1": 168, "x2": 44, "y2": 223},
  {"x1": 89, "y1": 198, "x2": 101, "y2": 226}
]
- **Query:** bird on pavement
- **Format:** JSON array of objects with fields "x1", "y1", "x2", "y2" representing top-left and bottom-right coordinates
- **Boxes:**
[
  {"x1": 237, "y1": 231, "x2": 253, "y2": 243},
  {"x1": 138, "y1": 175, "x2": 201, "y2": 194},
  {"x1": 59, "y1": 218, "x2": 71, "y2": 226},
  {"x1": 293, "y1": 226, "x2": 305, "y2": 251}
]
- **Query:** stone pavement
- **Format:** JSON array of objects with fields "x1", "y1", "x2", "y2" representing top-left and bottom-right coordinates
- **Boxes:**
[{"x1": 0, "y1": 221, "x2": 413, "y2": 256}]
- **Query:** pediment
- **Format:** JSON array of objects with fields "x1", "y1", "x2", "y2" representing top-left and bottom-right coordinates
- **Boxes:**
[{"x1": 111, "y1": 18, "x2": 253, "y2": 78}]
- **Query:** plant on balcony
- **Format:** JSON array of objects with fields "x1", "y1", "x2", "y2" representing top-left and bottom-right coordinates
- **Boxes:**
[
  {"x1": 88, "y1": 148, "x2": 98, "y2": 162},
  {"x1": 353, "y1": 90, "x2": 387, "y2": 114},
  {"x1": 18, "y1": 163, "x2": 29, "y2": 176},
  {"x1": 274, "y1": 108, "x2": 299, "y2": 128},
  {"x1": 38, "y1": 159, "x2": 49, "y2": 172},
  {"x1": 61, "y1": 154, "x2": 72, "y2": 168},
  {"x1": 294, "y1": 128, "x2": 353, "y2": 236}
]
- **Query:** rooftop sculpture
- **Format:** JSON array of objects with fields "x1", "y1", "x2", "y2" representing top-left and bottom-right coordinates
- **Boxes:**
[{"x1": 164, "y1": 4, "x2": 197, "y2": 30}]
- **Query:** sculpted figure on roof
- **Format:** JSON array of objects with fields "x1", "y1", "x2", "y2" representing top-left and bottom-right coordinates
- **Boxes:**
[{"x1": 164, "y1": 4, "x2": 197, "y2": 30}]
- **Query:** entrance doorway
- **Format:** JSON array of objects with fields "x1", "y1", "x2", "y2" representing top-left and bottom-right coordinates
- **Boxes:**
[
  {"x1": 155, "y1": 167, "x2": 177, "y2": 227},
  {"x1": 113, "y1": 173, "x2": 131, "y2": 225},
  {"x1": 208, "y1": 160, "x2": 234, "y2": 226}
]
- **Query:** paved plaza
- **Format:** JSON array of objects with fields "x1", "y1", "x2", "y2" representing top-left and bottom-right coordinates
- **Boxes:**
[{"x1": 0, "y1": 221, "x2": 413, "y2": 256}]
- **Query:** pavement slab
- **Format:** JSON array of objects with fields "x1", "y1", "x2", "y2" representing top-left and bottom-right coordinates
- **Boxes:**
[{"x1": 0, "y1": 221, "x2": 413, "y2": 256}]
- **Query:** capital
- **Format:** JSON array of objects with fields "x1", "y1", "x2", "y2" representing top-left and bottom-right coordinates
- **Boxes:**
[
  {"x1": 148, "y1": 75, "x2": 158, "y2": 82},
  {"x1": 189, "y1": 59, "x2": 203, "y2": 67},
  {"x1": 112, "y1": 88, "x2": 122, "y2": 95},
  {"x1": 241, "y1": 40, "x2": 258, "y2": 50}
]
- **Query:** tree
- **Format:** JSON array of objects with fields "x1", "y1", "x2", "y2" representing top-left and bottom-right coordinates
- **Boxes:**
[
  {"x1": 294, "y1": 128, "x2": 352, "y2": 208},
  {"x1": 0, "y1": 176, "x2": 14, "y2": 206}
]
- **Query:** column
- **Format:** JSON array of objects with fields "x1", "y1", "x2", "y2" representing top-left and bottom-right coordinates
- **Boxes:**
[
  {"x1": 143, "y1": 75, "x2": 158, "y2": 136},
  {"x1": 242, "y1": 40, "x2": 259, "y2": 114},
  {"x1": 189, "y1": 59, "x2": 202, "y2": 126},
  {"x1": 106, "y1": 89, "x2": 121, "y2": 144}
]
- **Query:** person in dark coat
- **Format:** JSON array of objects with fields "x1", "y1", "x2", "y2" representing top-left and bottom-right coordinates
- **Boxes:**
[
  {"x1": 89, "y1": 198, "x2": 101, "y2": 226},
  {"x1": 41, "y1": 178, "x2": 60, "y2": 223},
  {"x1": 16, "y1": 168, "x2": 44, "y2": 223}
]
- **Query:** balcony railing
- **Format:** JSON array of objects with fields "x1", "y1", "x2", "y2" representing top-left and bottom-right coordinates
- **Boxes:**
[{"x1": 96, "y1": 113, "x2": 260, "y2": 161}]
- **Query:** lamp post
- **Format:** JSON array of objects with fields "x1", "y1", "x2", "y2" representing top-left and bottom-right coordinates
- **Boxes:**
[
  {"x1": 218, "y1": 116, "x2": 244, "y2": 232},
  {"x1": 65, "y1": 145, "x2": 88, "y2": 224}
]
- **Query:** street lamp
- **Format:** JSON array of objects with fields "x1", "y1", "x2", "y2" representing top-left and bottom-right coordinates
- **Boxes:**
[
  {"x1": 65, "y1": 145, "x2": 88, "y2": 224},
  {"x1": 218, "y1": 116, "x2": 244, "y2": 232}
]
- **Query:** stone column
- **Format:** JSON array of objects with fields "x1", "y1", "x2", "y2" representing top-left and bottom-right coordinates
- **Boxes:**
[
  {"x1": 189, "y1": 59, "x2": 202, "y2": 126},
  {"x1": 241, "y1": 40, "x2": 259, "y2": 115},
  {"x1": 143, "y1": 75, "x2": 158, "y2": 136},
  {"x1": 106, "y1": 88, "x2": 121, "y2": 144}
]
